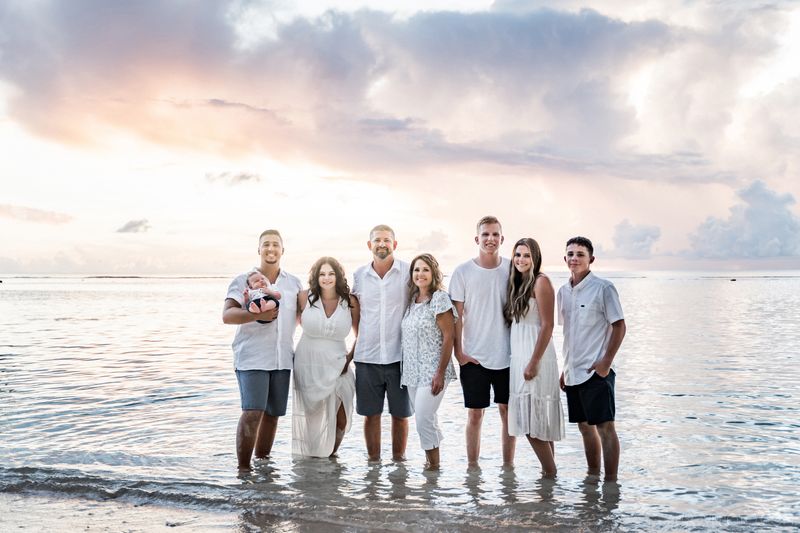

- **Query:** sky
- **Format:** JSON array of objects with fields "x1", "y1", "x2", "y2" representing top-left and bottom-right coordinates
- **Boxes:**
[{"x1": 2, "y1": 0, "x2": 800, "y2": 276}]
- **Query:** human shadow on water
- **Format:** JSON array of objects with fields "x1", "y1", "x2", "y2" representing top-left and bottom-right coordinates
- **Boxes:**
[
  {"x1": 499, "y1": 465, "x2": 519, "y2": 504},
  {"x1": 576, "y1": 475, "x2": 621, "y2": 527},
  {"x1": 387, "y1": 461, "x2": 409, "y2": 501},
  {"x1": 534, "y1": 476, "x2": 557, "y2": 503},
  {"x1": 464, "y1": 465, "x2": 486, "y2": 505}
]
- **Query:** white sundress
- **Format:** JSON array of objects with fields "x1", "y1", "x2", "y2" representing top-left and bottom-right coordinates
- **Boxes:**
[{"x1": 508, "y1": 298, "x2": 565, "y2": 441}]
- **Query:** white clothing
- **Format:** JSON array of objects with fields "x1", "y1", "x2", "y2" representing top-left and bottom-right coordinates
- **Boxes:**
[
  {"x1": 448, "y1": 257, "x2": 511, "y2": 370},
  {"x1": 400, "y1": 290, "x2": 457, "y2": 388},
  {"x1": 508, "y1": 298, "x2": 565, "y2": 441},
  {"x1": 351, "y1": 259, "x2": 409, "y2": 364},
  {"x1": 226, "y1": 269, "x2": 301, "y2": 371},
  {"x1": 407, "y1": 383, "x2": 448, "y2": 451},
  {"x1": 557, "y1": 272, "x2": 624, "y2": 386},
  {"x1": 292, "y1": 298, "x2": 355, "y2": 457}
]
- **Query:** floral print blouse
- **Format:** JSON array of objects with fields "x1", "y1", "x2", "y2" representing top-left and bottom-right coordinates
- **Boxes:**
[{"x1": 400, "y1": 290, "x2": 458, "y2": 388}]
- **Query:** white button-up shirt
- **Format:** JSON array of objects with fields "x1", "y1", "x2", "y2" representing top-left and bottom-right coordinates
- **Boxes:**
[
  {"x1": 557, "y1": 272, "x2": 624, "y2": 386},
  {"x1": 352, "y1": 259, "x2": 409, "y2": 364},
  {"x1": 226, "y1": 268, "x2": 302, "y2": 371}
]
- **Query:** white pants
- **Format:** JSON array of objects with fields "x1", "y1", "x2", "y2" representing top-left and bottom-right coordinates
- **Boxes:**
[{"x1": 407, "y1": 383, "x2": 448, "y2": 451}]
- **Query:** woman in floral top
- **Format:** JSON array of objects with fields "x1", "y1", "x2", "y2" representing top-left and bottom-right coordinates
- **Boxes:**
[{"x1": 400, "y1": 253, "x2": 457, "y2": 470}]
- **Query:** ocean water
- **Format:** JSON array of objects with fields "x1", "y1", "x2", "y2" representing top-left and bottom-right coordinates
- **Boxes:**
[{"x1": 1, "y1": 273, "x2": 799, "y2": 531}]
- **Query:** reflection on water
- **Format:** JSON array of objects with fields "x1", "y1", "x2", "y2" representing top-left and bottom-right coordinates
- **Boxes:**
[{"x1": 1, "y1": 275, "x2": 799, "y2": 531}]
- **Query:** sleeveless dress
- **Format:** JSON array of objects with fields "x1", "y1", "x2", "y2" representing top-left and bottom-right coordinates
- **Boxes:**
[
  {"x1": 508, "y1": 298, "x2": 565, "y2": 441},
  {"x1": 292, "y1": 298, "x2": 355, "y2": 457}
]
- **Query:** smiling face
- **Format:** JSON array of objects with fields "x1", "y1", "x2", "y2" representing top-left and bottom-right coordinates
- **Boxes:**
[
  {"x1": 513, "y1": 244, "x2": 532, "y2": 274},
  {"x1": 368, "y1": 229, "x2": 396, "y2": 261},
  {"x1": 318, "y1": 263, "x2": 337, "y2": 291},
  {"x1": 412, "y1": 258, "x2": 433, "y2": 293},
  {"x1": 258, "y1": 233, "x2": 283, "y2": 266},
  {"x1": 476, "y1": 222, "x2": 503, "y2": 255},
  {"x1": 564, "y1": 243, "x2": 593, "y2": 279}
]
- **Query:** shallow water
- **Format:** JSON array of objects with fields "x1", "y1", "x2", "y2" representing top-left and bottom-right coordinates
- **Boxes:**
[{"x1": 1, "y1": 273, "x2": 799, "y2": 531}]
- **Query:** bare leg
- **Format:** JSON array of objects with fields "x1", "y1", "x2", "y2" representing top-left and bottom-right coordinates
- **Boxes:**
[
  {"x1": 577, "y1": 422, "x2": 602, "y2": 476},
  {"x1": 331, "y1": 403, "x2": 347, "y2": 456},
  {"x1": 236, "y1": 410, "x2": 263, "y2": 470},
  {"x1": 424, "y1": 447, "x2": 440, "y2": 470},
  {"x1": 527, "y1": 436, "x2": 557, "y2": 478},
  {"x1": 497, "y1": 403, "x2": 516, "y2": 466},
  {"x1": 364, "y1": 414, "x2": 381, "y2": 461},
  {"x1": 391, "y1": 416, "x2": 408, "y2": 461},
  {"x1": 466, "y1": 408, "x2": 484, "y2": 466},
  {"x1": 596, "y1": 421, "x2": 620, "y2": 481},
  {"x1": 254, "y1": 414, "x2": 278, "y2": 458}
]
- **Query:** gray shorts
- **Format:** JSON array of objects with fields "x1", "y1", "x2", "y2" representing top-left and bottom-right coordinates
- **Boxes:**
[
  {"x1": 355, "y1": 362, "x2": 412, "y2": 418},
  {"x1": 236, "y1": 369, "x2": 291, "y2": 416}
]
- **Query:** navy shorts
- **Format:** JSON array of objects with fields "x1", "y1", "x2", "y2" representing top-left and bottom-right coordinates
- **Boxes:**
[
  {"x1": 236, "y1": 369, "x2": 291, "y2": 416},
  {"x1": 565, "y1": 370, "x2": 615, "y2": 425},
  {"x1": 459, "y1": 363, "x2": 510, "y2": 408},
  {"x1": 355, "y1": 362, "x2": 412, "y2": 418}
]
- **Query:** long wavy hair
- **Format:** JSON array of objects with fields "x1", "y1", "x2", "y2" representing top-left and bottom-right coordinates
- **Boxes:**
[
  {"x1": 504, "y1": 238, "x2": 543, "y2": 325},
  {"x1": 406, "y1": 253, "x2": 444, "y2": 308},
  {"x1": 308, "y1": 257, "x2": 352, "y2": 308}
]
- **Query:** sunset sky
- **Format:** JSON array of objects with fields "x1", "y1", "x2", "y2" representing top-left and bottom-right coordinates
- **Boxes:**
[{"x1": 2, "y1": 0, "x2": 799, "y2": 276}]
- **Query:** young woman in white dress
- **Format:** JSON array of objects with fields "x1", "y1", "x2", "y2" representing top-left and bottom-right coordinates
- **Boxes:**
[
  {"x1": 400, "y1": 253, "x2": 457, "y2": 470},
  {"x1": 292, "y1": 257, "x2": 359, "y2": 458},
  {"x1": 504, "y1": 238, "x2": 565, "y2": 477}
]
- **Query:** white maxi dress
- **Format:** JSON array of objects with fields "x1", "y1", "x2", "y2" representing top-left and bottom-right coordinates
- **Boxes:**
[
  {"x1": 507, "y1": 298, "x2": 565, "y2": 441},
  {"x1": 292, "y1": 298, "x2": 355, "y2": 457}
]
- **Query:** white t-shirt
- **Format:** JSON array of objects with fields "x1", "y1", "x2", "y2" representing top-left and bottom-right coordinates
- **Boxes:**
[
  {"x1": 557, "y1": 272, "x2": 624, "y2": 386},
  {"x1": 352, "y1": 259, "x2": 410, "y2": 365},
  {"x1": 448, "y1": 257, "x2": 511, "y2": 370},
  {"x1": 226, "y1": 268, "x2": 302, "y2": 371}
]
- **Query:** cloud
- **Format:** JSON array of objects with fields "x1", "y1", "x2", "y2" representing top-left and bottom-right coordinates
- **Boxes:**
[
  {"x1": 687, "y1": 181, "x2": 800, "y2": 258},
  {"x1": 417, "y1": 230, "x2": 449, "y2": 252},
  {"x1": 611, "y1": 219, "x2": 661, "y2": 258},
  {"x1": 205, "y1": 171, "x2": 262, "y2": 185},
  {"x1": 0, "y1": 204, "x2": 73, "y2": 224},
  {"x1": 116, "y1": 219, "x2": 150, "y2": 233},
  {"x1": 0, "y1": 2, "x2": 795, "y2": 187}
]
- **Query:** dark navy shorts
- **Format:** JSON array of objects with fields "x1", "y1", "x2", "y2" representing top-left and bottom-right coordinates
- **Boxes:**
[
  {"x1": 355, "y1": 362, "x2": 412, "y2": 418},
  {"x1": 236, "y1": 369, "x2": 291, "y2": 415},
  {"x1": 565, "y1": 370, "x2": 616, "y2": 425},
  {"x1": 459, "y1": 363, "x2": 510, "y2": 408}
]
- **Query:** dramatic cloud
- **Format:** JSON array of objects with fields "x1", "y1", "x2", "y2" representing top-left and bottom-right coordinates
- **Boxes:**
[
  {"x1": 611, "y1": 219, "x2": 661, "y2": 258},
  {"x1": 2, "y1": 1, "x2": 793, "y2": 184},
  {"x1": 688, "y1": 181, "x2": 800, "y2": 258},
  {"x1": 0, "y1": 204, "x2": 73, "y2": 224},
  {"x1": 205, "y1": 171, "x2": 262, "y2": 185},
  {"x1": 116, "y1": 219, "x2": 151, "y2": 233}
]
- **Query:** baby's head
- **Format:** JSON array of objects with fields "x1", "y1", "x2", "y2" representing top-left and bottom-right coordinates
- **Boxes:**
[{"x1": 247, "y1": 270, "x2": 269, "y2": 289}]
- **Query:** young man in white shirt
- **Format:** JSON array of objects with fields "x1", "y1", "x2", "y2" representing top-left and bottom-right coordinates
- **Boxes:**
[
  {"x1": 222, "y1": 229, "x2": 302, "y2": 471},
  {"x1": 449, "y1": 216, "x2": 515, "y2": 467},
  {"x1": 351, "y1": 224, "x2": 412, "y2": 461},
  {"x1": 557, "y1": 236, "x2": 626, "y2": 482}
]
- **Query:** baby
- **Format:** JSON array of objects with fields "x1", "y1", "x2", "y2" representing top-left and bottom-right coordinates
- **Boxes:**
[{"x1": 246, "y1": 270, "x2": 281, "y2": 323}]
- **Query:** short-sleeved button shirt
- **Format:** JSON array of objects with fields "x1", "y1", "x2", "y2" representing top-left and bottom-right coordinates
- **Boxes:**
[
  {"x1": 226, "y1": 268, "x2": 302, "y2": 371},
  {"x1": 557, "y1": 272, "x2": 624, "y2": 386}
]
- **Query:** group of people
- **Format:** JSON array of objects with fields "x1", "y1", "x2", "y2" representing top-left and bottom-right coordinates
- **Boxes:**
[{"x1": 222, "y1": 216, "x2": 626, "y2": 481}]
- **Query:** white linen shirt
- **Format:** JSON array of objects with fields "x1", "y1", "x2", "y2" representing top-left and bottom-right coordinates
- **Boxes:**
[
  {"x1": 352, "y1": 259, "x2": 410, "y2": 365},
  {"x1": 448, "y1": 257, "x2": 512, "y2": 370},
  {"x1": 557, "y1": 272, "x2": 624, "y2": 386},
  {"x1": 226, "y1": 268, "x2": 302, "y2": 371}
]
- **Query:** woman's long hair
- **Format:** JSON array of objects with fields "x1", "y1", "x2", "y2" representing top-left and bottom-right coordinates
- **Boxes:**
[
  {"x1": 308, "y1": 256, "x2": 352, "y2": 308},
  {"x1": 504, "y1": 238, "x2": 543, "y2": 325},
  {"x1": 406, "y1": 253, "x2": 444, "y2": 308}
]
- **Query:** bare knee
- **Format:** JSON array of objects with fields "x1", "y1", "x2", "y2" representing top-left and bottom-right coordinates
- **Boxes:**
[
  {"x1": 577, "y1": 421, "x2": 596, "y2": 436},
  {"x1": 595, "y1": 421, "x2": 617, "y2": 438}
]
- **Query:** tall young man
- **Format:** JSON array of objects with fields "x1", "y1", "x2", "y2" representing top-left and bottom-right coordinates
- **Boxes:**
[
  {"x1": 449, "y1": 216, "x2": 515, "y2": 466},
  {"x1": 222, "y1": 229, "x2": 302, "y2": 470},
  {"x1": 557, "y1": 236, "x2": 626, "y2": 482},
  {"x1": 351, "y1": 224, "x2": 412, "y2": 461}
]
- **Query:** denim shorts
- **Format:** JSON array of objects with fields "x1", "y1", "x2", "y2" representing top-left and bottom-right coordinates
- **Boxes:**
[{"x1": 236, "y1": 369, "x2": 291, "y2": 415}]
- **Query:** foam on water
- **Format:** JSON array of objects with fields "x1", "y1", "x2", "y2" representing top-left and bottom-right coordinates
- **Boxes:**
[{"x1": 1, "y1": 274, "x2": 799, "y2": 531}]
